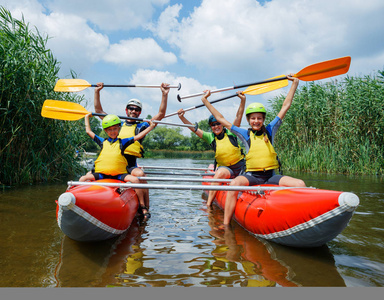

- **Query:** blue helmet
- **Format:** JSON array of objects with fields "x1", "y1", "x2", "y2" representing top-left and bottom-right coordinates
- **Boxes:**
[{"x1": 208, "y1": 115, "x2": 217, "y2": 124}]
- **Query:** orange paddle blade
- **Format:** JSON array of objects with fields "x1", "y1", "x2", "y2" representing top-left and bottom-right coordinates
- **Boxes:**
[
  {"x1": 295, "y1": 56, "x2": 351, "y2": 81},
  {"x1": 54, "y1": 79, "x2": 92, "y2": 92},
  {"x1": 244, "y1": 75, "x2": 288, "y2": 95},
  {"x1": 41, "y1": 100, "x2": 90, "y2": 120}
]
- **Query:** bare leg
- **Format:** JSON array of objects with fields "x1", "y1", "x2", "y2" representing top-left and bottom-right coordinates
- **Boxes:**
[
  {"x1": 130, "y1": 168, "x2": 150, "y2": 217},
  {"x1": 223, "y1": 176, "x2": 249, "y2": 225},
  {"x1": 207, "y1": 167, "x2": 231, "y2": 207},
  {"x1": 79, "y1": 173, "x2": 95, "y2": 182},
  {"x1": 278, "y1": 176, "x2": 306, "y2": 187}
]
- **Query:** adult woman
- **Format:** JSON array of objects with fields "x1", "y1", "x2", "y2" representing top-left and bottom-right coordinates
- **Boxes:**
[
  {"x1": 201, "y1": 75, "x2": 306, "y2": 225},
  {"x1": 178, "y1": 92, "x2": 246, "y2": 206}
]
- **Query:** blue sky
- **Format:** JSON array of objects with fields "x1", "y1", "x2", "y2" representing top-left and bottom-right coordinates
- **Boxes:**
[{"x1": 2, "y1": 0, "x2": 384, "y2": 130}]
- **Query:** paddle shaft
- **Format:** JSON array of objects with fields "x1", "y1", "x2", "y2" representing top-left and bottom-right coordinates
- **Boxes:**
[
  {"x1": 68, "y1": 181, "x2": 314, "y2": 192},
  {"x1": 143, "y1": 171, "x2": 216, "y2": 176},
  {"x1": 139, "y1": 166, "x2": 213, "y2": 171},
  {"x1": 91, "y1": 113, "x2": 197, "y2": 129},
  {"x1": 137, "y1": 177, "x2": 232, "y2": 183},
  {"x1": 177, "y1": 76, "x2": 287, "y2": 101},
  {"x1": 164, "y1": 93, "x2": 242, "y2": 118},
  {"x1": 90, "y1": 83, "x2": 181, "y2": 90}
]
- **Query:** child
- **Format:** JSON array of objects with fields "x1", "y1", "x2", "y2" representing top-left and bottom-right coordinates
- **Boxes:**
[{"x1": 79, "y1": 113, "x2": 156, "y2": 219}]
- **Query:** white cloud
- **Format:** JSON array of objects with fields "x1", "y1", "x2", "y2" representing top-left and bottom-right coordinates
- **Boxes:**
[
  {"x1": 104, "y1": 38, "x2": 177, "y2": 68},
  {"x1": 153, "y1": 0, "x2": 384, "y2": 78},
  {"x1": 42, "y1": 0, "x2": 170, "y2": 31},
  {"x1": 2, "y1": 1, "x2": 109, "y2": 76}
]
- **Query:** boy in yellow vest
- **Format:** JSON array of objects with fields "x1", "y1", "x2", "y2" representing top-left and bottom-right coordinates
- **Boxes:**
[
  {"x1": 79, "y1": 114, "x2": 155, "y2": 219},
  {"x1": 93, "y1": 82, "x2": 170, "y2": 218}
]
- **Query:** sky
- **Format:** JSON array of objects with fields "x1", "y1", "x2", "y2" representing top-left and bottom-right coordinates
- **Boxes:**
[{"x1": 2, "y1": 0, "x2": 384, "y2": 131}]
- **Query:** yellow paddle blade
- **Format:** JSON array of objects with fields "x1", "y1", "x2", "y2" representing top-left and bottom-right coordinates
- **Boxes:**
[
  {"x1": 244, "y1": 75, "x2": 288, "y2": 95},
  {"x1": 295, "y1": 56, "x2": 351, "y2": 81},
  {"x1": 54, "y1": 79, "x2": 92, "y2": 92},
  {"x1": 41, "y1": 100, "x2": 90, "y2": 121}
]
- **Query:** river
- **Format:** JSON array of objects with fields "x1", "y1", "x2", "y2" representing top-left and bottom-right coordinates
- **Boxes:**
[{"x1": 0, "y1": 158, "x2": 383, "y2": 287}]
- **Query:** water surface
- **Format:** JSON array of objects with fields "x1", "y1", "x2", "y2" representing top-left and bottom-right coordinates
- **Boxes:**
[{"x1": 1, "y1": 158, "x2": 383, "y2": 287}]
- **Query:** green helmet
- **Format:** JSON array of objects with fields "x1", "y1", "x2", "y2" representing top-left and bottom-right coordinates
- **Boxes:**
[
  {"x1": 102, "y1": 114, "x2": 121, "y2": 129},
  {"x1": 245, "y1": 102, "x2": 266, "y2": 116}
]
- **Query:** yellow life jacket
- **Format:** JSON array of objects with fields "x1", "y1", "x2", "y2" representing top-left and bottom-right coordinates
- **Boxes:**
[
  {"x1": 94, "y1": 139, "x2": 128, "y2": 175},
  {"x1": 245, "y1": 130, "x2": 279, "y2": 172},
  {"x1": 214, "y1": 133, "x2": 244, "y2": 167},
  {"x1": 118, "y1": 123, "x2": 144, "y2": 158}
]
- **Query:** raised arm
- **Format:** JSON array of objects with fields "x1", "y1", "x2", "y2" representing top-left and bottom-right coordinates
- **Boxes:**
[
  {"x1": 232, "y1": 91, "x2": 246, "y2": 127},
  {"x1": 201, "y1": 90, "x2": 233, "y2": 130},
  {"x1": 152, "y1": 83, "x2": 170, "y2": 121},
  {"x1": 133, "y1": 120, "x2": 156, "y2": 141},
  {"x1": 277, "y1": 75, "x2": 299, "y2": 120},
  {"x1": 85, "y1": 114, "x2": 95, "y2": 139},
  {"x1": 177, "y1": 109, "x2": 204, "y2": 138},
  {"x1": 94, "y1": 82, "x2": 107, "y2": 119}
]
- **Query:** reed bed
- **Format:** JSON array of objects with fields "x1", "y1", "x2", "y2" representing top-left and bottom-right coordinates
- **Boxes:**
[
  {"x1": 268, "y1": 73, "x2": 384, "y2": 175},
  {"x1": 0, "y1": 8, "x2": 87, "y2": 185}
]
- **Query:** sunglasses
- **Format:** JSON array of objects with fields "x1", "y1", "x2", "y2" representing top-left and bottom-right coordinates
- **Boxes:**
[
  {"x1": 210, "y1": 122, "x2": 221, "y2": 127},
  {"x1": 127, "y1": 106, "x2": 141, "y2": 112}
]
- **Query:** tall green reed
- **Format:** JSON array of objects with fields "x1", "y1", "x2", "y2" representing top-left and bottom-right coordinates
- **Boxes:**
[
  {"x1": 268, "y1": 72, "x2": 384, "y2": 175},
  {"x1": 0, "y1": 7, "x2": 88, "y2": 185}
]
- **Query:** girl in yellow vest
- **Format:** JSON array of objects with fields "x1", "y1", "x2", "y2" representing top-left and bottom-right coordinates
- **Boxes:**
[
  {"x1": 201, "y1": 75, "x2": 306, "y2": 226},
  {"x1": 79, "y1": 114, "x2": 156, "y2": 219},
  {"x1": 177, "y1": 92, "x2": 246, "y2": 207}
]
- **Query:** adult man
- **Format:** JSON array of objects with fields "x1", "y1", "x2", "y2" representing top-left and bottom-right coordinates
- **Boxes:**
[{"x1": 94, "y1": 82, "x2": 170, "y2": 219}]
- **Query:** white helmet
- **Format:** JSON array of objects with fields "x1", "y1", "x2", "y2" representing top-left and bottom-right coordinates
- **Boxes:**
[{"x1": 126, "y1": 99, "x2": 142, "y2": 109}]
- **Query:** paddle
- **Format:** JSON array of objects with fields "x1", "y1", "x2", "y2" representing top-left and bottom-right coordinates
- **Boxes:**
[
  {"x1": 54, "y1": 79, "x2": 181, "y2": 92},
  {"x1": 177, "y1": 75, "x2": 288, "y2": 102},
  {"x1": 164, "y1": 79, "x2": 288, "y2": 118},
  {"x1": 41, "y1": 100, "x2": 198, "y2": 130},
  {"x1": 68, "y1": 181, "x2": 315, "y2": 192},
  {"x1": 177, "y1": 56, "x2": 351, "y2": 101}
]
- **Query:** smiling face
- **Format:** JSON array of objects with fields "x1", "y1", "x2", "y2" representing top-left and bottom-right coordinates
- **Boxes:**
[
  {"x1": 104, "y1": 124, "x2": 121, "y2": 139},
  {"x1": 247, "y1": 112, "x2": 265, "y2": 131},
  {"x1": 210, "y1": 121, "x2": 224, "y2": 135},
  {"x1": 125, "y1": 105, "x2": 142, "y2": 119}
]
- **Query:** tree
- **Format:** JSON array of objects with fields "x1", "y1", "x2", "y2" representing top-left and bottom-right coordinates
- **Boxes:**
[
  {"x1": 190, "y1": 119, "x2": 212, "y2": 151},
  {"x1": 142, "y1": 126, "x2": 188, "y2": 150}
]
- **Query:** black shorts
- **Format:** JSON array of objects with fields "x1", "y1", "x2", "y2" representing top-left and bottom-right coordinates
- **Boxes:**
[
  {"x1": 241, "y1": 169, "x2": 283, "y2": 186},
  {"x1": 92, "y1": 173, "x2": 129, "y2": 181},
  {"x1": 217, "y1": 159, "x2": 245, "y2": 178}
]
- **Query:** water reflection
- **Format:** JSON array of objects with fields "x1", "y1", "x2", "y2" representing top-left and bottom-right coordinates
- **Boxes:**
[
  {"x1": 54, "y1": 203, "x2": 347, "y2": 287},
  {"x1": 204, "y1": 205, "x2": 346, "y2": 287},
  {"x1": 54, "y1": 218, "x2": 144, "y2": 287}
]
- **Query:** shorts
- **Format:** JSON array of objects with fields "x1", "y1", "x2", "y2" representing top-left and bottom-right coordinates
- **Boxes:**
[
  {"x1": 217, "y1": 159, "x2": 245, "y2": 178},
  {"x1": 93, "y1": 173, "x2": 129, "y2": 181},
  {"x1": 241, "y1": 169, "x2": 283, "y2": 186}
]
